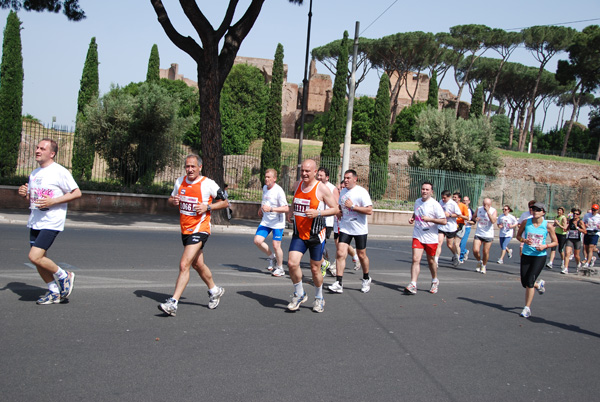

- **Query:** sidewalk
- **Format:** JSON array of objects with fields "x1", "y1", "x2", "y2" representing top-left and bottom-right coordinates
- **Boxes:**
[{"x1": 0, "y1": 209, "x2": 415, "y2": 239}]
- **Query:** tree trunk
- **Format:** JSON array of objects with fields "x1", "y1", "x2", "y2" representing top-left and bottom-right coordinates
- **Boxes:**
[
  {"x1": 389, "y1": 70, "x2": 404, "y2": 124},
  {"x1": 522, "y1": 64, "x2": 544, "y2": 145},
  {"x1": 561, "y1": 90, "x2": 582, "y2": 157},
  {"x1": 527, "y1": 107, "x2": 536, "y2": 152},
  {"x1": 508, "y1": 107, "x2": 516, "y2": 149},
  {"x1": 517, "y1": 105, "x2": 526, "y2": 152}
]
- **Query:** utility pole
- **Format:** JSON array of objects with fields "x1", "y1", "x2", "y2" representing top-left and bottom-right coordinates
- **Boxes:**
[
  {"x1": 296, "y1": 0, "x2": 313, "y2": 180},
  {"x1": 341, "y1": 21, "x2": 360, "y2": 180}
]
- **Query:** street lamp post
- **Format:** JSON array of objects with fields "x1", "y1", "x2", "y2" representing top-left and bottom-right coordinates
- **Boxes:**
[{"x1": 296, "y1": 0, "x2": 313, "y2": 181}]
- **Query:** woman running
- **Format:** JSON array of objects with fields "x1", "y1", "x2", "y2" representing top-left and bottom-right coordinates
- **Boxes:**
[
  {"x1": 497, "y1": 205, "x2": 518, "y2": 264},
  {"x1": 563, "y1": 208, "x2": 586, "y2": 274}
]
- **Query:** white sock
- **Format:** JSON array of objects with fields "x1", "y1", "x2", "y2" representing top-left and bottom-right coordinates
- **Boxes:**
[
  {"x1": 48, "y1": 282, "x2": 59, "y2": 293},
  {"x1": 410, "y1": 281, "x2": 417, "y2": 287},
  {"x1": 209, "y1": 286, "x2": 219, "y2": 295},
  {"x1": 315, "y1": 285, "x2": 323, "y2": 299},
  {"x1": 434, "y1": 256, "x2": 439, "y2": 263},
  {"x1": 352, "y1": 255, "x2": 359, "y2": 262},
  {"x1": 293, "y1": 281, "x2": 304, "y2": 296},
  {"x1": 54, "y1": 267, "x2": 67, "y2": 280},
  {"x1": 432, "y1": 278, "x2": 439, "y2": 284}
]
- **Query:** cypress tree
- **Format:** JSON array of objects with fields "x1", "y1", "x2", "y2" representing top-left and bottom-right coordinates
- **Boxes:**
[
  {"x1": 427, "y1": 70, "x2": 439, "y2": 109},
  {"x1": 320, "y1": 31, "x2": 349, "y2": 179},
  {"x1": 260, "y1": 43, "x2": 283, "y2": 183},
  {"x1": 0, "y1": 11, "x2": 24, "y2": 177},
  {"x1": 369, "y1": 73, "x2": 391, "y2": 200},
  {"x1": 72, "y1": 37, "x2": 99, "y2": 180},
  {"x1": 470, "y1": 82, "x2": 484, "y2": 119},
  {"x1": 146, "y1": 44, "x2": 160, "y2": 83}
]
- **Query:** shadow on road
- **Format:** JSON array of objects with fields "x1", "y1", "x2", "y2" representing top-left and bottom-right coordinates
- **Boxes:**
[
  {"x1": 237, "y1": 290, "x2": 288, "y2": 310},
  {"x1": 458, "y1": 296, "x2": 600, "y2": 338},
  {"x1": 1, "y1": 281, "x2": 45, "y2": 301}
]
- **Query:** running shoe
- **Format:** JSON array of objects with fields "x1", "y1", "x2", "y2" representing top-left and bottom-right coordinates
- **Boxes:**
[
  {"x1": 561, "y1": 268, "x2": 568, "y2": 274},
  {"x1": 321, "y1": 260, "x2": 330, "y2": 278},
  {"x1": 429, "y1": 281, "x2": 439, "y2": 294},
  {"x1": 520, "y1": 306, "x2": 531, "y2": 318},
  {"x1": 327, "y1": 263, "x2": 337, "y2": 277},
  {"x1": 464, "y1": 250, "x2": 469, "y2": 262},
  {"x1": 577, "y1": 262, "x2": 582, "y2": 269},
  {"x1": 353, "y1": 260, "x2": 361, "y2": 270},
  {"x1": 537, "y1": 279, "x2": 545, "y2": 295},
  {"x1": 158, "y1": 297, "x2": 177, "y2": 316},
  {"x1": 404, "y1": 283, "x2": 417, "y2": 295},
  {"x1": 267, "y1": 255, "x2": 276, "y2": 271},
  {"x1": 570, "y1": 254, "x2": 574, "y2": 261},
  {"x1": 480, "y1": 266, "x2": 487, "y2": 274},
  {"x1": 56, "y1": 271, "x2": 75, "y2": 299},
  {"x1": 287, "y1": 292, "x2": 307, "y2": 311},
  {"x1": 507, "y1": 248, "x2": 513, "y2": 259},
  {"x1": 312, "y1": 298, "x2": 325, "y2": 313},
  {"x1": 560, "y1": 261, "x2": 565, "y2": 270},
  {"x1": 452, "y1": 255, "x2": 459, "y2": 268},
  {"x1": 272, "y1": 267, "x2": 285, "y2": 277},
  {"x1": 458, "y1": 258, "x2": 464, "y2": 264},
  {"x1": 328, "y1": 281, "x2": 343, "y2": 294},
  {"x1": 497, "y1": 259, "x2": 504, "y2": 265},
  {"x1": 583, "y1": 262, "x2": 590, "y2": 268},
  {"x1": 591, "y1": 256, "x2": 597, "y2": 268},
  {"x1": 37, "y1": 291, "x2": 61, "y2": 305},
  {"x1": 546, "y1": 262, "x2": 553, "y2": 270},
  {"x1": 361, "y1": 277, "x2": 372, "y2": 293},
  {"x1": 208, "y1": 287, "x2": 225, "y2": 309},
  {"x1": 476, "y1": 260, "x2": 482, "y2": 272}
]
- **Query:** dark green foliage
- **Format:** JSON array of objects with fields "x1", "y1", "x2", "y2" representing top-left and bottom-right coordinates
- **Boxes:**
[
  {"x1": 220, "y1": 64, "x2": 268, "y2": 155},
  {"x1": 369, "y1": 74, "x2": 391, "y2": 200},
  {"x1": 391, "y1": 102, "x2": 428, "y2": 142},
  {"x1": 304, "y1": 112, "x2": 329, "y2": 140},
  {"x1": 146, "y1": 44, "x2": 160, "y2": 83},
  {"x1": 469, "y1": 83, "x2": 484, "y2": 118},
  {"x1": 80, "y1": 82, "x2": 191, "y2": 186},
  {"x1": 0, "y1": 11, "x2": 23, "y2": 177},
  {"x1": 260, "y1": 43, "x2": 283, "y2": 183},
  {"x1": 427, "y1": 70, "x2": 438, "y2": 108},
  {"x1": 409, "y1": 108, "x2": 500, "y2": 176},
  {"x1": 537, "y1": 124, "x2": 596, "y2": 155},
  {"x1": 0, "y1": 0, "x2": 86, "y2": 21},
  {"x1": 351, "y1": 96, "x2": 375, "y2": 144},
  {"x1": 490, "y1": 114, "x2": 510, "y2": 146},
  {"x1": 72, "y1": 36, "x2": 99, "y2": 180},
  {"x1": 320, "y1": 31, "x2": 349, "y2": 174}
]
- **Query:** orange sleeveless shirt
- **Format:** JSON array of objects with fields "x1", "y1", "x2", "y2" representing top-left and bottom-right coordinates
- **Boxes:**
[
  {"x1": 176, "y1": 176, "x2": 214, "y2": 234},
  {"x1": 293, "y1": 181, "x2": 325, "y2": 241}
]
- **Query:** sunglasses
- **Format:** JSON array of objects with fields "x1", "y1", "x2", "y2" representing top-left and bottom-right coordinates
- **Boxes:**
[
  {"x1": 574, "y1": 212, "x2": 580, "y2": 215},
  {"x1": 531, "y1": 207, "x2": 543, "y2": 212}
]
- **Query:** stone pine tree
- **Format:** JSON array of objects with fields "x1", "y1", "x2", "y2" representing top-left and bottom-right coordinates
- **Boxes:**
[
  {"x1": 0, "y1": 11, "x2": 24, "y2": 177},
  {"x1": 146, "y1": 44, "x2": 160, "y2": 83},
  {"x1": 469, "y1": 82, "x2": 484, "y2": 119},
  {"x1": 369, "y1": 73, "x2": 391, "y2": 200},
  {"x1": 320, "y1": 31, "x2": 349, "y2": 178},
  {"x1": 260, "y1": 43, "x2": 283, "y2": 183},
  {"x1": 427, "y1": 70, "x2": 439, "y2": 109},
  {"x1": 71, "y1": 36, "x2": 99, "y2": 181}
]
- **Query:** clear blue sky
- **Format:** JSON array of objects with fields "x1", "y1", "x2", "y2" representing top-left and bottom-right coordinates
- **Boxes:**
[{"x1": 1, "y1": 0, "x2": 599, "y2": 129}]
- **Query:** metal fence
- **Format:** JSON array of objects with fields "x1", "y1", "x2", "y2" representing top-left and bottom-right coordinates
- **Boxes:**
[{"x1": 8, "y1": 122, "x2": 599, "y2": 215}]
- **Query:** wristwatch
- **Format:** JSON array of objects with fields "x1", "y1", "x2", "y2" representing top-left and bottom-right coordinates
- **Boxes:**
[{"x1": 206, "y1": 205, "x2": 211, "y2": 212}]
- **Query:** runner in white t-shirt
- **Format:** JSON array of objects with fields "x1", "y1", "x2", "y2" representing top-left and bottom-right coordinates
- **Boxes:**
[
  {"x1": 582, "y1": 203, "x2": 600, "y2": 268},
  {"x1": 404, "y1": 181, "x2": 447, "y2": 295},
  {"x1": 317, "y1": 167, "x2": 337, "y2": 276},
  {"x1": 435, "y1": 190, "x2": 463, "y2": 268},
  {"x1": 472, "y1": 197, "x2": 498, "y2": 274},
  {"x1": 253, "y1": 169, "x2": 289, "y2": 277},
  {"x1": 18, "y1": 139, "x2": 82, "y2": 305},
  {"x1": 328, "y1": 169, "x2": 373, "y2": 294}
]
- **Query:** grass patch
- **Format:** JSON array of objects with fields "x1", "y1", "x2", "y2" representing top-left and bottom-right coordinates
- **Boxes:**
[{"x1": 498, "y1": 149, "x2": 600, "y2": 165}]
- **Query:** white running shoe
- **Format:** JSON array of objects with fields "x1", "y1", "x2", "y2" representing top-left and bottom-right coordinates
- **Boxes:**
[
  {"x1": 208, "y1": 287, "x2": 225, "y2": 309},
  {"x1": 476, "y1": 260, "x2": 482, "y2": 272},
  {"x1": 591, "y1": 256, "x2": 597, "y2": 267},
  {"x1": 497, "y1": 259, "x2": 504, "y2": 265},
  {"x1": 361, "y1": 277, "x2": 372, "y2": 293},
  {"x1": 583, "y1": 262, "x2": 590, "y2": 268},
  {"x1": 561, "y1": 268, "x2": 568, "y2": 274},
  {"x1": 480, "y1": 266, "x2": 487, "y2": 274},
  {"x1": 520, "y1": 306, "x2": 531, "y2": 318},
  {"x1": 537, "y1": 279, "x2": 545, "y2": 294},
  {"x1": 327, "y1": 263, "x2": 337, "y2": 277},
  {"x1": 546, "y1": 262, "x2": 553, "y2": 270},
  {"x1": 287, "y1": 292, "x2": 307, "y2": 311},
  {"x1": 464, "y1": 250, "x2": 470, "y2": 261},
  {"x1": 272, "y1": 267, "x2": 285, "y2": 277},
  {"x1": 328, "y1": 281, "x2": 343, "y2": 293},
  {"x1": 267, "y1": 255, "x2": 276, "y2": 271},
  {"x1": 353, "y1": 260, "x2": 361, "y2": 270},
  {"x1": 570, "y1": 254, "x2": 574, "y2": 261},
  {"x1": 429, "y1": 281, "x2": 439, "y2": 294},
  {"x1": 507, "y1": 248, "x2": 513, "y2": 259},
  {"x1": 312, "y1": 298, "x2": 325, "y2": 313}
]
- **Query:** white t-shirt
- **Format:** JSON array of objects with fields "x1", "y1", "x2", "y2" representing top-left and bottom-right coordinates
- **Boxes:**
[
  {"x1": 439, "y1": 198, "x2": 461, "y2": 233},
  {"x1": 583, "y1": 212, "x2": 600, "y2": 234},
  {"x1": 475, "y1": 206, "x2": 497, "y2": 238},
  {"x1": 259, "y1": 183, "x2": 288, "y2": 230},
  {"x1": 413, "y1": 197, "x2": 446, "y2": 244},
  {"x1": 518, "y1": 211, "x2": 532, "y2": 224},
  {"x1": 323, "y1": 181, "x2": 336, "y2": 228},
  {"x1": 27, "y1": 162, "x2": 79, "y2": 231},
  {"x1": 338, "y1": 185, "x2": 372, "y2": 236},
  {"x1": 498, "y1": 213, "x2": 518, "y2": 237}
]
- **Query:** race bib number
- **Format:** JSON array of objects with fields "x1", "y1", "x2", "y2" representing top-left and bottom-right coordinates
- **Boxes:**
[
  {"x1": 179, "y1": 195, "x2": 198, "y2": 216},
  {"x1": 30, "y1": 188, "x2": 53, "y2": 211},
  {"x1": 568, "y1": 229, "x2": 579, "y2": 239},
  {"x1": 293, "y1": 198, "x2": 310, "y2": 216},
  {"x1": 527, "y1": 232, "x2": 544, "y2": 247}
]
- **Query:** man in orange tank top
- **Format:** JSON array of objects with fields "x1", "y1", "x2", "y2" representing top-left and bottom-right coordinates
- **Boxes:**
[
  {"x1": 158, "y1": 155, "x2": 229, "y2": 317},
  {"x1": 287, "y1": 159, "x2": 339, "y2": 313}
]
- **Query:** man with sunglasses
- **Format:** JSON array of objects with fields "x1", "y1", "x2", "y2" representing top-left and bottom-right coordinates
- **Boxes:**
[{"x1": 582, "y1": 204, "x2": 600, "y2": 269}]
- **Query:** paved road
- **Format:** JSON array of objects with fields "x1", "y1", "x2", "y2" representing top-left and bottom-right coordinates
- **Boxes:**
[{"x1": 1, "y1": 219, "x2": 599, "y2": 402}]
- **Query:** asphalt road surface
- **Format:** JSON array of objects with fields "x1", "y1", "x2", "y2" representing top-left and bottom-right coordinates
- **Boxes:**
[{"x1": 1, "y1": 223, "x2": 599, "y2": 402}]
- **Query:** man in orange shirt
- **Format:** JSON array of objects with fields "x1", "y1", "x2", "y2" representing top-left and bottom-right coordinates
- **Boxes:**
[
  {"x1": 287, "y1": 159, "x2": 339, "y2": 313},
  {"x1": 453, "y1": 192, "x2": 471, "y2": 262},
  {"x1": 158, "y1": 155, "x2": 229, "y2": 317}
]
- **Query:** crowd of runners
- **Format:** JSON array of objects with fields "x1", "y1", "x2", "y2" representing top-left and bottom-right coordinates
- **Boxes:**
[{"x1": 17, "y1": 139, "x2": 599, "y2": 320}]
